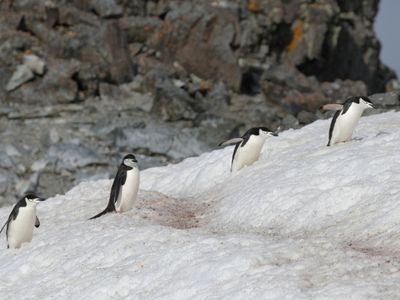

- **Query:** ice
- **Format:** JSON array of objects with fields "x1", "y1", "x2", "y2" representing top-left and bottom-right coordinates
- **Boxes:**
[{"x1": 1, "y1": 112, "x2": 400, "y2": 299}]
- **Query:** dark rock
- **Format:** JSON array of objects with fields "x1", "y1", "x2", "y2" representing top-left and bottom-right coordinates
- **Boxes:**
[
  {"x1": 152, "y1": 79, "x2": 196, "y2": 121},
  {"x1": 204, "y1": 81, "x2": 230, "y2": 112},
  {"x1": 0, "y1": 151, "x2": 15, "y2": 168},
  {"x1": 281, "y1": 114, "x2": 300, "y2": 129},
  {"x1": 113, "y1": 121, "x2": 209, "y2": 161},
  {"x1": 0, "y1": 171, "x2": 10, "y2": 195},
  {"x1": 320, "y1": 79, "x2": 367, "y2": 102},
  {"x1": 168, "y1": 127, "x2": 211, "y2": 159},
  {"x1": 101, "y1": 20, "x2": 136, "y2": 84},
  {"x1": 0, "y1": 30, "x2": 35, "y2": 65},
  {"x1": 7, "y1": 71, "x2": 78, "y2": 104},
  {"x1": 90, "y1": 0, "x2": 123, "y2": 18},
  {"x1": 336, "y1": 0, "x2": 379, "y2": 20},
  {"x1": 24, "y1": 18, "x2": 82, "y2": 58},
  {"x1": 119, "y1": 16, "x2": 161, "y2": 44},
  {"x1": 47, "y1": 57, "x2": 81, "y2": 78},
  {"x1": 284, "y1": 1, "x2": 338, "y2": 65},
  {"x1": 46, "y1": 143, "x2": 103, "y2": 172},
  {"x1": 0, "y1": 169, "x2": 17, "y2": 195},
  {"x1": 262, "y1": 64, "x2": 313, "y2": 92},
  {"x1": 293, "y1": 1, "x2": 395, "y2": 93},
  {"x1": 369, "y1": 91, "x2": 400, "y2": 108},
  {"x1": 45, "y1": 2, "x2": 59, "y2": 27},
  {"x1": 58, "y1": 5, "x2": 100, "y2": 27},
  {"x1": 386, "y1": 79, "x2": 400, "y2": 92},
  {"x1": 99, "y1": 82, "x2": 154, "y2": 112},
  {"x1": 115, "y1": 0, "x2": 147, "y2": 17},
  {"x1": 150, "y1": 4, "x2": 242, "y2": 91},
  {"x1": 195, "y1": 113, "x2": 241, "y2": 146},
  {"x1": 36, "y1": 171, "x2": 74, "y2": 198},
  {"x1": 297, "y1": 110, "x2": 318, "y2": 125}
]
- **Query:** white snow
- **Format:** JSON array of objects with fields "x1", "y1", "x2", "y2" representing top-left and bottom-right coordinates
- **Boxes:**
[{"x1": 1, "y1": 111, "x2": 400, "y2": 299}]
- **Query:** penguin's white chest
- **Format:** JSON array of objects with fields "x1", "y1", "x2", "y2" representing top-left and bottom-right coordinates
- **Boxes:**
[
  {"x1": 232, "y1": 136, "x2": 265, "y2": 172},
  {"x1": 116, "y1": 168, "x2": 139, "y2": 213},
  {"x1": 8, "y1": 205, "x2": 36, "y2": 248},
  {"x1": 331, "y1": 105, "x2": 364, "y2": 144}
]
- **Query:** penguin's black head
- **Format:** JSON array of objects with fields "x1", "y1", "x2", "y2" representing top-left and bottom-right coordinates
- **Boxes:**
[
  {"x1": 359, "y1": 96, "x2": 376, "y2": 109},
  {"x1": 349, "y1": 96, "x2": 376, "y2": 109},
  {"x1": 122, "y1": 154, "x2": 138, "y2": 167},
  {"x1": 24, "y1": 192, "x2": 45, "y2": 204},
  {"x1": 245, "y1": 127, "x2": 278, "y2": 137}
]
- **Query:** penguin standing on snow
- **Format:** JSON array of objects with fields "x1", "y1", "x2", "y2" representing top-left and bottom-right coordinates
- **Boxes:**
[
  {"x1": 323, "y1": 96, "x2": 376, "y2": 146},
  {"x1": 0, "y1": 192, "x2": 45, "y2": 249},
  {"x1": 89, "y1": 154, "x2": 140, "y2": 219},
  {"x1": 219, "y1": 127, "x2": 278, "y2": 172}
]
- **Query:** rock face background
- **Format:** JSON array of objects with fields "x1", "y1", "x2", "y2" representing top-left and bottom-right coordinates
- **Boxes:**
[{"x1": 0, "y1": 0, "x2": 399, "y2": 206}]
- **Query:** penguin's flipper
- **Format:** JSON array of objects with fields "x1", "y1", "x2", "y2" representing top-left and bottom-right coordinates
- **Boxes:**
[
  {"x1": 0, "y1": 219, "x2": 9, "y2": 235},
  {"x1": 320, "y1": 104, "x2": 343, "y2": 111},
  {"x1": 230, "y1": 142, "x2": 241, "y2": 172},
  {"x1": 327, "y1": 110, "x2": 341, "y2": 147},
  {"x1": 219, "y1": 138, "x2": 243, "y2": 147},
  {"x1": 0, "y1": 203, "x2": 20, "y2": 235},
  {"x1": 89, "y1": 168, "x2": 125, "y2": 220},
  {"x1": 35, "y1": 216, "x2": 40, "y2": 228}
]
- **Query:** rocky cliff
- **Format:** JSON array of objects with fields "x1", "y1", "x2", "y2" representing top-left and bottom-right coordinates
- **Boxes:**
[{"x1": 0, "y1": 0, "x2": 399, "y2": 205}]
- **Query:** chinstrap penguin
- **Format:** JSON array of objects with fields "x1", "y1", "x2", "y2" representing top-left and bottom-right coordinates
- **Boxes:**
[
  {"x1": 0, "y1": 192, "x2": 45, "y2": 249},
  {"x1": 89, "y1": 154, "x2": 140, "y2": 219},
  {"x1": 219, "y1": 127, "x2": 278, "y2": 172},
  {"x1": 324, "y1": 96, "x2": 376, "y2": 146}
]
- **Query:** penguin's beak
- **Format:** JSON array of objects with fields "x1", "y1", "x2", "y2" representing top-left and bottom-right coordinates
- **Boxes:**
[
  {"x1": 268, "y1": 132, "x2": 278, "y2": 137},
  {"x1": 367, "y1": 103, "x2": 376, "y2": 109}
]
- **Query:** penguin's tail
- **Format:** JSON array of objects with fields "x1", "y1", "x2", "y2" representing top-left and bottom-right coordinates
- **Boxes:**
[{"x1": 88, "y1": 205, "x2": 115, "y2": 220}]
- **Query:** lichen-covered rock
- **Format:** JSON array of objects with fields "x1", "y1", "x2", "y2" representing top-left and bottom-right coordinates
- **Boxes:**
[
  {"x1": 0, "y1": 0, "x2": 398, "y2": 206},
  {"x1": 149, "y1": 3, "x2": 242, "y2": 91}
]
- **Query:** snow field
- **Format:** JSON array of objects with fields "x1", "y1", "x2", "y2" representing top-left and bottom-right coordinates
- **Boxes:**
[{"x1": 1, "y1": 111, "x2": 400, "y2": 299}]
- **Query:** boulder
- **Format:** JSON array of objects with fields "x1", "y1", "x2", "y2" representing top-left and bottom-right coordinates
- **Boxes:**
[
  {"x1": 5, "y1": 64, "x2": 34, "y2": 92},
  {"x1": 23, "y1": 54, "x2": 46, "y2": 75},
  {"x1": 99, "y1": 82, "x2": 154, "y2": 112},
  {"x1": 151, "y1": 79, "x2": 196, "y2": 121},
  {"x1": 370, "y1": 91, "x2": 400, "y2": 108},
  {"x1": 7, "y1": 72, "x2": 78, "y2": 104},
  {"x1": 100, "y1": 20, "x2": 136, "y2": 84},
  {"x1": 90, "y1": 0, "x2": 123, "y2": 18},
  {"x1": 150, "y1": 4, "x2": 242, "y2": 91}
]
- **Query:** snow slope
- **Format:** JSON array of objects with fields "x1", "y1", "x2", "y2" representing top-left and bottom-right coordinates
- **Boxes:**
[{"x1": 1, "y1": 111, "x2": 400, "y2": 299}]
